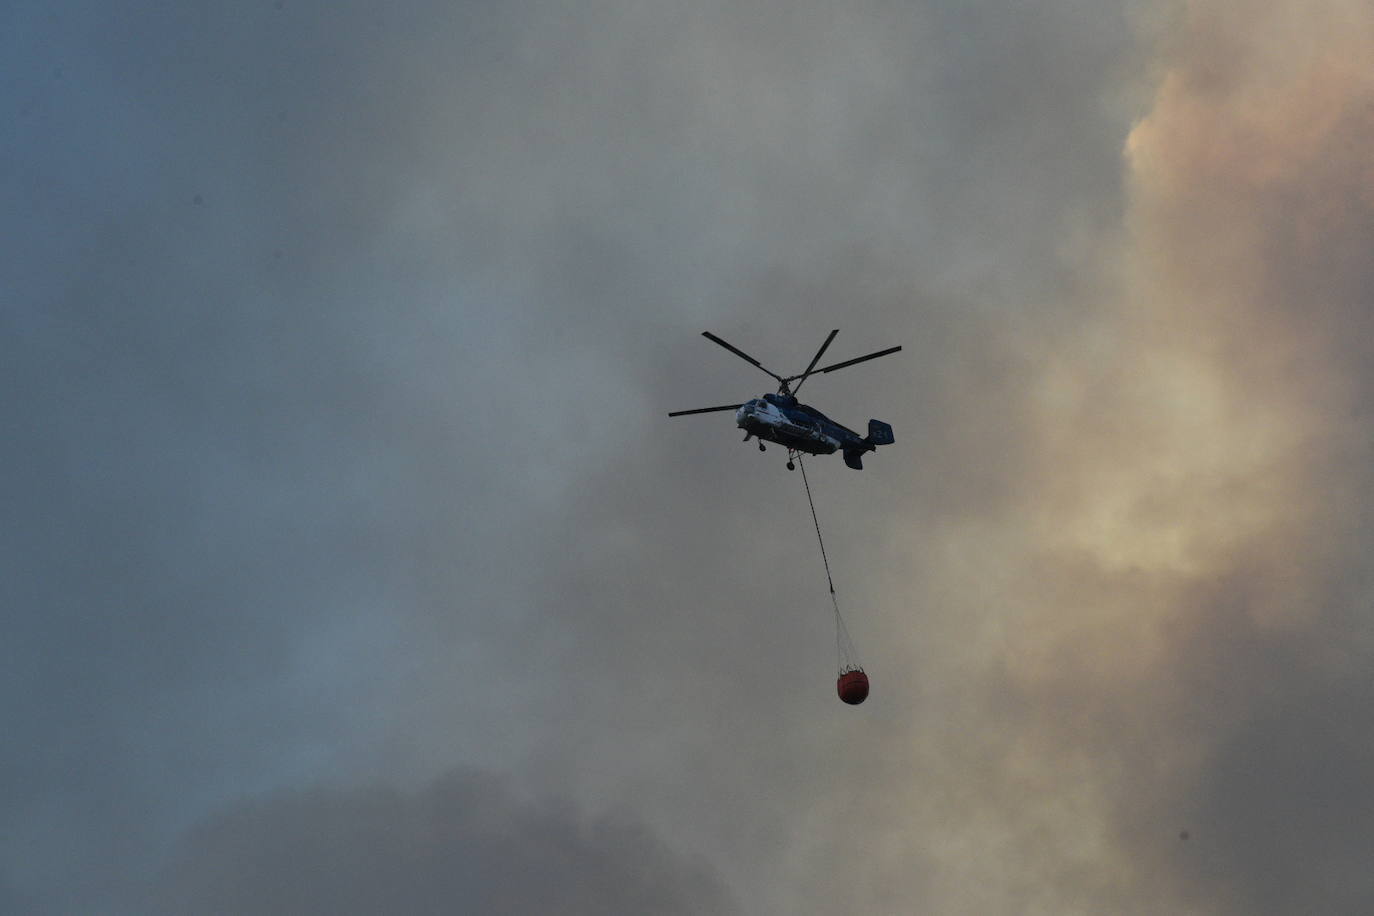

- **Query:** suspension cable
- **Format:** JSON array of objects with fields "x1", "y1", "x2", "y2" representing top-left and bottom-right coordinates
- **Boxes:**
[{"x1": 797, "y1": 455, "x2": 862, "y2": 673}]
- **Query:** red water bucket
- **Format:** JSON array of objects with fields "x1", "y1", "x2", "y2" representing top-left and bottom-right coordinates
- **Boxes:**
[{"x1": 837, "y1": 670, "x2": 869, "y2": 705}]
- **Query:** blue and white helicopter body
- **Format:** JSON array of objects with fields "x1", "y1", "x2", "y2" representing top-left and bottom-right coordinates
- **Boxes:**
[
  {"x1": 736, "y1": 393, "x2": 894, "y2": 470},
  {"x1": 670, "y1": 330, "x2": 900, "y2": 471}
]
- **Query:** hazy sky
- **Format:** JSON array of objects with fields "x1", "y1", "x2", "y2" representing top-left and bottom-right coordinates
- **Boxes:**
[{"x1": 6, "y1": 0, "x2": 1374, "y2": 912}]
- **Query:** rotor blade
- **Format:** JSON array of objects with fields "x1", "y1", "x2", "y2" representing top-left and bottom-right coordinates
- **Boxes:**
[
  {"x1": 668, "y1": 403, "x2": 744, "y2": 417},
  {"x1": 701, "y1": 332, "x2": 784, "y2": 382},
  {"x1": 816, "y1": 345, "x2": 903, "y2": 375},
  {"x1": 785, "y1": 329, "x2": 840, "y2": 394}
]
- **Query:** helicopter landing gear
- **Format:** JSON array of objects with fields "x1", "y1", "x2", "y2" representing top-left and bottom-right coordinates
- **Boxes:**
[
  {"x1": 786, "y1": 449, "x2": 797, "y2": 471},
  {"x1": 758, "y1": 442, "x2": 766, "y2": 452},
  {"x1": 787, "y1": 460, "x2": 795, "y2": 471}
]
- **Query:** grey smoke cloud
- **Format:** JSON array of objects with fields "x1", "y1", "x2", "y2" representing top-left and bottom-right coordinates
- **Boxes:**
[
  {"x1": 5, "y1": 0, "x2": 1374, "y2": 912},
  {"x1": 142, "y1": 770, "x2": 735, "y2": 915}
]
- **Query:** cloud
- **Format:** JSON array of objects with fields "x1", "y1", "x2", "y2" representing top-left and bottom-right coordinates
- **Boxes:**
[
  {"x1": 7, "y1": 0, "x2": 1374, "y2": 912},
  {"x1": 140, "y1": 769, "x2": 734, "y2": 915},
  {"x1": 927, "y1": 1, "x2": 1374, "y2": 911}
]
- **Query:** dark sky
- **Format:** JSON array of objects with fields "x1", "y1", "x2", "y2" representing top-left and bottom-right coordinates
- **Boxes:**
[{"x1": 6, "y1": 0, "x2": 1374, "y2": 912}]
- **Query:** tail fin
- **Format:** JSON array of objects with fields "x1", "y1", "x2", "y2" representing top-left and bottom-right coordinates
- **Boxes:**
[
  {"x1": 844, "y1": 421, "x2": 893, "y2": 470},
  {"x1": 866, "y1": 419, "x2": 894, "y2": 446}
]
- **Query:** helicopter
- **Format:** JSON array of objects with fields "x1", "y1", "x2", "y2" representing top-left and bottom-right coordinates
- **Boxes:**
[{"x1": 669, "y1": 330, "x2": 901, "y2": 470}]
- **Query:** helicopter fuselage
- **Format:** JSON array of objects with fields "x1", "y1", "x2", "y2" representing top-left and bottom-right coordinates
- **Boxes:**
[{"x1": 736, "y1": 393, "x2": 854, "y2": 455}]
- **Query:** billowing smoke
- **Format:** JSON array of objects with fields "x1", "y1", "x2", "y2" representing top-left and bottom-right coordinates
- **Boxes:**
[
  {"x1": 6, "y1": 0, "x2": 1374, "y2": 913},
  {"x1": 911, "y1": 1, "x2": 1374, "y2": 911},
  {"x1": 142, "y1": 770, "x2": 734, "y2": 915}
]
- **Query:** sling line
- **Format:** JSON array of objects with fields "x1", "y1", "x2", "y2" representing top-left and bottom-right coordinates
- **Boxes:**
[{"x1": 797, "y1": 454, "x2": 862, "y2": 673}]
